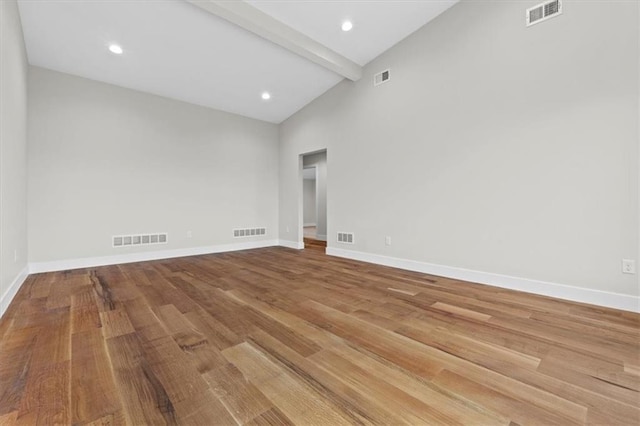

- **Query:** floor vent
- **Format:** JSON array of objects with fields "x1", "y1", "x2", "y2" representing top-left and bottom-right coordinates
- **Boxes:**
[
  {"x1": 526, "y1": 0, "x2": 562, "y2": 27},
  {"x1": 113, "y1": 233, "x2": 168, "y2": 248},
  {"x1": 337, "y1": 232, "x2": 355, "y2": 244},
  {"x1": 374, "y1": 69, "x2": 390, "y2": 86},
  {"x1": 233, "y1": 227, "x2": 266, "y2": 238}
]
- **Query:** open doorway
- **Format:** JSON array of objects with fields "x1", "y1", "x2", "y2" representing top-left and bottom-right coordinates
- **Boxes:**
[
  {"x1": 301, "y1": 150, "x2": 327, "y2": 251},
  {"x1": 303, "y1": 166, "x2": 317, "y2": 238}
]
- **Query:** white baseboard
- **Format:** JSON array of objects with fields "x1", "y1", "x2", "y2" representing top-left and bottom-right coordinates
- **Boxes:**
[
  {"x1": 303, "y1": 223, "x2": 316, "y2": 227},
  {"x1": 29, "y1": 240, "x2": 279, "y2": 273},
  {"x1": 0, "y1": 266, "x2": 29, "y2": 319},
  {"x1": 279, "y1": 240, "x2": 305, "y2": 250},
  {"x1": 23, "y1": 242, "x2": 637, "y2": 313},
  {"x1": 327, "y1": 247, "x2": 640, "y2": 313}
]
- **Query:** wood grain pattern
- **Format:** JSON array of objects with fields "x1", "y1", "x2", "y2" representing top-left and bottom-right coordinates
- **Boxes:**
[
  {"x1": 0, "y1": 247, "x2": 638, "y2": 425},
  {"x1": 71, "y1": 330, "x2": 123, "y2": 424},
  {"x1": 304, "y1": 238, "x2": 326, "y2": 252}
]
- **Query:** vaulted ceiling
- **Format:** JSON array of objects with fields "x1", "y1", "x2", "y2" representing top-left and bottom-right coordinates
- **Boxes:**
[{"x1": 18, "y1": 0, "x2": 458, "y2": 123}]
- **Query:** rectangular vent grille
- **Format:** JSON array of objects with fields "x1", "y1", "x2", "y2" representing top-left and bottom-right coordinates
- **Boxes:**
[
  {"x1": 374, "y1": 69, "x2": 390, "y2": 86},
  {"x1": 337, "y1": 232, "x2": 355, "y2": 244},
  {"x1": 233, "y1": 227, "x2": 267, "y2": 238},
  {"x1": 113, "y1": 233, "x2": 168, "y2": 248},
  {"x1": 526, "y1": 0, "x2": 562, "y2": 26}
]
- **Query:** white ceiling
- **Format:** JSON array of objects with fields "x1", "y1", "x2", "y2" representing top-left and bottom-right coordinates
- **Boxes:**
[
  {"x1": 248, "y1": 0, "x2": 459, "y2": 66},
  {"x1": 18, "y1": 0, "x2": 458, "y2": 123}
]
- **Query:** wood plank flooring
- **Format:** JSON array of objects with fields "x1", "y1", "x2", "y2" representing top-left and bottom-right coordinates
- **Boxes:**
[
  {"x1": 0, "y1": 247, "x2": 638, "y2": 425},
  {"x1": 304, "y1": 238, "x2": 326, "y2": 251}
]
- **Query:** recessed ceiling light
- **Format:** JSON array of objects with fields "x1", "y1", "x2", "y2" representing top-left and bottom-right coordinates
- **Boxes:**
[
  {"x1": 341, "y1": 21, "x2": 353, "y2": 32},
  {"x1": 108, "y1": 44, "x2": 123, "y2": 55},
  {"x1": 261, "y1": 92, "x2": 271, "y2": 100}
]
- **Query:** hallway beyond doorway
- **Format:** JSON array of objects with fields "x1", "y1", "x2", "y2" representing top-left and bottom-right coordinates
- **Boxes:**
[{"x1": 303, "y1": 226, "x2": 326, "y2": 251}]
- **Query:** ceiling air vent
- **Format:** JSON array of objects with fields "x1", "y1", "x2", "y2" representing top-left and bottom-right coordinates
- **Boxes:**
[
  {"x1": 526, "y1": 0, "x2": 562, "y2": 27},
  {"x1": 374, "y1": 69, "x2": 390, "y2": 86},
  {"x1": 337, "y1": 232, "x2": 355, "y2": 244}
]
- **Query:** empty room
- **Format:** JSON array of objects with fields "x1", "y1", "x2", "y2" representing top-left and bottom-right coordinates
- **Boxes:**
[{"x1": 1, "y1": 0, "x2": 638, "y2": 424}]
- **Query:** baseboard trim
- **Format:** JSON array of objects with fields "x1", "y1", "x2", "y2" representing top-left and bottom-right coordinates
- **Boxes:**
[
  {"x1": 24, "y1": 242, "x2": 637, "y2": 312},
  {"x1": 279, "y1": 240, "x2": 305, "y2": 250},
  {"x1": 0, "y1": 266, "x2": 29, "y2": 319},
  {"x1": 303, "y1": 223, "x2": 316, "y2": 227},
  {"x1": 30, "y1": 240, "x2": 279, "y2": 273},
  {"x1": 316, "y1": 234, "x2": 327, "y2": 242},
  {"x1": 327, "y1": 247, "x2": 639, "y2": 313}
]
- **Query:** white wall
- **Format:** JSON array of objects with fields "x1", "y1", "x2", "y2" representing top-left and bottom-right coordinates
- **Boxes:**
[
  {"x1": 279, "y1": 1, "x2": 639, "y2": 306},
  {"x1": 303, "y1": 176, "x2": 316, "y2": 226},
  {"x1": 28, "y1": 67, "x2": 279, "y2": 266},
  {"x1": 0, "y1": 0, "x2": 29, "y2": 317},
  {"x1": 303, "y1": 152, "x2": 327, "y2": 241}
]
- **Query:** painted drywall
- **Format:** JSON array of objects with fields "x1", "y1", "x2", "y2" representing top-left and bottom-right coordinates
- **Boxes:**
[
  {"x1": 303, "y1": 175, "x2": 316, "y2": 225},
  {"x1": 303, "y1": 152, "x2": 327, "y2": 241},
  {"x1": 0, "y1": 0, "x2": 29, "y2": 317},
  {"x1": 28, "y1": 67, "x2": 279, "y2": 264},
  {"x1": 280, "y1": 0, "x2": 639, "y2": 299}
]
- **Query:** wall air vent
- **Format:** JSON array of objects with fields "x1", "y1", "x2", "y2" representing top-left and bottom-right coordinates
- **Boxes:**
[
  {"x1": 233, "y1": 227, "x2": 267, "y2": 238},
  {"x1": 526, "y1": 0, "x2": 562, "y2": 27},
  {"x1": 374, "y1": 69, "x2": 390, "y2": 86},
  {"x1": 337, "y1": 232, "x2": 355, "y2": 244},
  {"x1": 113, "y1": 233, "x2": 168, "y2": 248}
]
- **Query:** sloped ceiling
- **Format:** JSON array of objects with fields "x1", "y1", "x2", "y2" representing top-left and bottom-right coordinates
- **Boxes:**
[{"x1": 18, "y1": 0, "x2": 458, "y2": 123}]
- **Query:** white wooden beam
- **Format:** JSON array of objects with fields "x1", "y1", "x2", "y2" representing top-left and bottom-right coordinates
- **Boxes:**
[{"x1": 185, "y1": 0, "x2": 363, "y2": 81}]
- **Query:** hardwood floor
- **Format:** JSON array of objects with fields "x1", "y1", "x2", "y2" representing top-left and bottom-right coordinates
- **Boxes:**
[
  {"x1": 304, "y1": 237, "x2": 327, "y2": 251},
  {"x1": 0, "y1": 247, "x2": 638, "y2": 425}
]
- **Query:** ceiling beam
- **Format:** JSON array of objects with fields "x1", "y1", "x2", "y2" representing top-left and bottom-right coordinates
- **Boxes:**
[{"x1": 185, "y1": 0, "x2": 363, "y2": 81}]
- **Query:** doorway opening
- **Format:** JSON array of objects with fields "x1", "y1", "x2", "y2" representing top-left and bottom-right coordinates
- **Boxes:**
[{"x1": 300, "y1": 150, "x2": 327, "y2": 252}]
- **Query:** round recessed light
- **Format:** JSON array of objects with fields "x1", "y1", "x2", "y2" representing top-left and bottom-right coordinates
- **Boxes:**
[
  {"x1": 108, "y1": 44, "x2": 123, "y2": 55},
  {"x1": 261, "y1": 92, "x2": 271, "y2": 100},
  {"x1": 341, "y1": 20, "x2": 353, "y2": 32}
]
